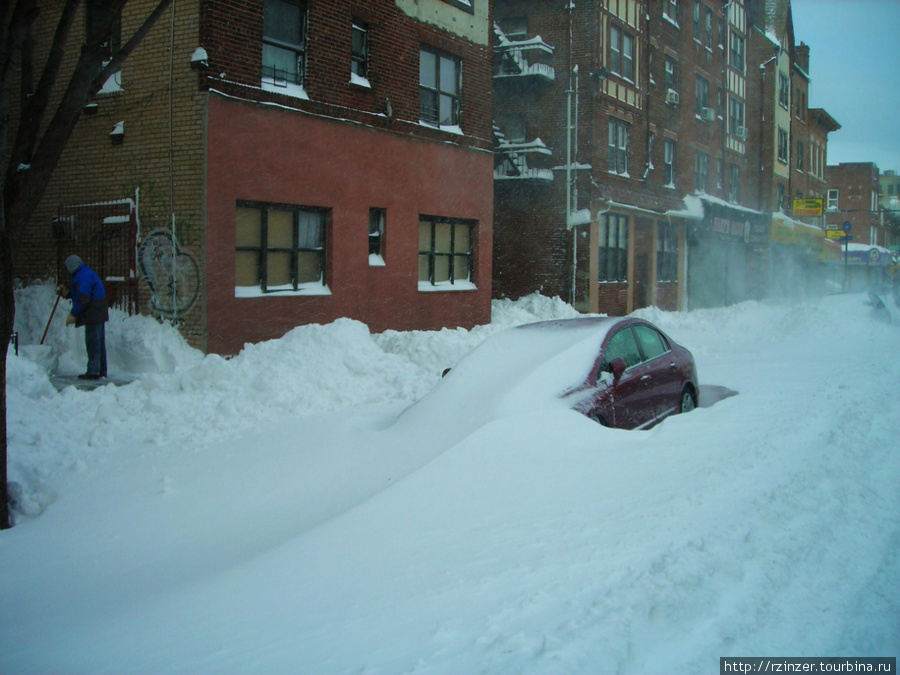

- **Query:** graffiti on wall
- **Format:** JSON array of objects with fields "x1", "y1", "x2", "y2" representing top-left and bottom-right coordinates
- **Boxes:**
[{"x1": 138, "y1": 229, "x2": 200, "y2": 317}]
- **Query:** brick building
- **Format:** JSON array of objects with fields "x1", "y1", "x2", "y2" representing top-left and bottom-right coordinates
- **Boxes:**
[
  {"x1": 12, "y1": 0, "x2": 494, "y2": 354},
  {"x1": 826, "y1": 162, "x2": 885, "y2": 246},
  {"x1": 492, "y1": 0, "x2": 775, "y2": 315}
]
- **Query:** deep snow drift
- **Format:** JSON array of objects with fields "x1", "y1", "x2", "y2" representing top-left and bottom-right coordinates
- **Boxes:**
[{"x1": 2, "y1": 281, "x2": 898, "y2": 674}]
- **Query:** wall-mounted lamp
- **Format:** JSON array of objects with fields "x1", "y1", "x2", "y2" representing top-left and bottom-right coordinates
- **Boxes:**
[
  {"x1": 110, "y1": 121, "x2": 124, "y2": 145},
  {"x1": 191, "y1": 46, "x2": 209, "y2": 70}
]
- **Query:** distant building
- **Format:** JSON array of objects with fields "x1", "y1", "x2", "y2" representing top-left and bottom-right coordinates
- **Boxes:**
[{"x1": 13, "y1": 0, "x2": 495, "y2": 354}]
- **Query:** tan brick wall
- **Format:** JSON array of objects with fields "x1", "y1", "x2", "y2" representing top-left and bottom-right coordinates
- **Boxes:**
[{"x1": 13, "y1": 0, "x2": 208, "y2": 349}]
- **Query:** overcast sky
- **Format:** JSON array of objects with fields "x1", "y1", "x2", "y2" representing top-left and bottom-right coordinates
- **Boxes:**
[{"x1": 789, "y1": 0, "x2": 900, "y2": 173}]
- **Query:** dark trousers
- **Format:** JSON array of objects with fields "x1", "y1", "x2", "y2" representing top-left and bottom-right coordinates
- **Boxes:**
[{"x1": 84, "y1": 322, "x2": 107, "y2": 377}]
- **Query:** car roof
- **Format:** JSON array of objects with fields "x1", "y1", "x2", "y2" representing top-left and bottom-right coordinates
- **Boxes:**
[{"x1": 396, "y1": 316, "x2": 624, "y2": 439}]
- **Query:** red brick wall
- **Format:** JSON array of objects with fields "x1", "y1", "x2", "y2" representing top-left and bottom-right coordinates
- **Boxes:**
[{"x1": 205, "y1": 95, "x2": 494, "y2": 355}]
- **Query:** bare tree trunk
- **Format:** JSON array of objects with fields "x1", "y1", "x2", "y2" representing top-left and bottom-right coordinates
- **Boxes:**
[{"x1": 1, "y1": 0, "x2": 173, "y2": 528}]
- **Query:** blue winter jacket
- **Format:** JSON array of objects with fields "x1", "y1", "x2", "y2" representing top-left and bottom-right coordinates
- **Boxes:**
[{"x1": 68, "y1": 263, "x2": 109, "y2": 327}]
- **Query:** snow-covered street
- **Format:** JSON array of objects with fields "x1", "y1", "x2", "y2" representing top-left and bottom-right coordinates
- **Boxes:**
[{"x1": 2, "y1": 283, "x2": 898, "y2": 673}]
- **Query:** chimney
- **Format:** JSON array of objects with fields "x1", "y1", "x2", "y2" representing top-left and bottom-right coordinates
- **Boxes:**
[{"x1": 795, "y1": 41, "x2": 810, "y2": 74}]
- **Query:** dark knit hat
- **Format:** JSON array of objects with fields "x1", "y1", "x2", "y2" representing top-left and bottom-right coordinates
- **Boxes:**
[{"x1": 65, "y1": 255, "x2": 83, "y2": 273}]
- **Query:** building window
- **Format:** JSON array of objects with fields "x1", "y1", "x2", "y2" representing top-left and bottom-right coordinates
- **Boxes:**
[
  {"x1": 610, "y1": 25, "x2": 635, "y2": 81},
  {"x1": 778, "y1": 72, "x2": 790, "y2": 109},
  {"x1": 418, "y1": 216, "x2": 474, "y2": 287},
  {"x1": 729, "y1": 30, "x2": 744, "y2": 71},
  {"x1": 608, "y1": 117, "x2": 630, "y2": 175},
  {"x1": 704, "y1": 6, "x2": 713, "y2": 48},
  {"x1": 717, "y1": 157, "x2": 723, "y2": 189},
  {"x1": 663, "y1": 0, "x2": 678, "y2": 24},
  {"x1": 665, "y1": 57, "x2": 676, "y2": 91},
  {"x1": 369, "y1": 208, "x2": 385, "y2": 265},
  {"x1": 797, "y1": 140, "x2": 804, "y2": 172},
  {"x1": 777, "y1": 183, "x2": 786, "y2": 212},
  {"x1": 438, "y1": 0, "x2": 475, "y2": 14},
  {"x1": 262, "y1": 0, "x2": 307, "y2": 86},
  {"x1": 235, "y1": 202, "x2": 326, "y2": 293},
  {"x1": 695, "y1": 75, "x2": 709, "y2": 116},
  {"x1": 728, "y1": 96, "x2": 744, "y2": 136},
  {"x1": 693, "y1": 2, "x2": 701, "y2": 40},
  {"x1": 694, "y1": 150, "x2": 708, "y2": 193},
  {"x1": 777, "y1": 128, "x2": 788, "y2": 163},
  {"x1": 419, "y1": 47, "x2": 461, "y2": 128},
  {"x1": 657, "y1": 221, "x2": 678, "y2": 282},
  {"x1": 648, "y1": 132, "x2": 656, "y2": 169},
  {"x1": 86, "y1": 0, "x2": 122, "y2": 91},
  {"x1": 665, "y1": 138, "x2": 676, "y2": 187},
  {"x1": 729, "y1": 164, "x2": 740, "y2": 203},
  {"x1": 827, "y1": 189, "x2": 839, "y2": 211},
  {"x1": 599, "y1": 214, "x2": 628, "y2": 283},
  {"x1": 499, "y1": 16, "x2": 528, "y2": 41},
  {"x1": 351, "y1": 21, "x2": 369, "y2": 82}
]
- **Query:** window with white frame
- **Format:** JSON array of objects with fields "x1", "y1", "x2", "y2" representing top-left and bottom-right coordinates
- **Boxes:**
[
  {"x1": 608, "y1": 117, "x2": 630, "y2": 175},
  {"x1": 599, "y1": 214, "x2": 628, "y2": 283},
  {"x1": 695, "y1": 75, "x2": 709, "y2": 115},
  {"x1": 610, "y1": 25, "x2": 635, "y2": 81},
  {"x1": 418, "y1": 216, "x2": 474, "y2": 288},
  {"x1": 419, "y1": 47, "x2": 461, "y2": 129},
  {"x1": 777, "y1": 128, "x2": 788, "y2": 163},
  {"x1": 235, "y1": 201, "x2": 326, "y2": 293},
  {"x1": 797, "y1": 140, "x2": 804, "y2": 172},
  {"x1": 729, "y1": 164, "x2": 740, "y2": 203},
  {"x1": 728, "y1": 96, "x2": 744, "y2": 135},
  {"x1": 351, "y1": 21, "x2": 369, "y2": 83},
  {"x1": 693, "y1": 2, "x2": 701, "y2": 40},
  {"x1": 665, "y1": 56, "x2": 676, "y2": 91},
  {"x1": 729, "y1": 30, "x2": 744, "y2": 71},
  {"x1": 695, "y1": 150, "x2": 708, "y2": 193},
  {"x1": 826, "y1": 189, "x2": 839, "y2": 211},
  {"x1": 778, "y1": 72, "x2": 790, "y2": 109},
  {"x1": 704, "y1": 6, "x2": 712, "y2": 48},
  {"x1": 262, "y1": 0, "x2": 307, "y2": 86},
  {"x1": 657, "y1": 221, "x2": 678, "y2": 282},
  {"x1": 665, "y1": 138, "x2": 676, "y2": 187},
  {"x1": 663, "y1": 0, "x2": 678, "y2": 24}
]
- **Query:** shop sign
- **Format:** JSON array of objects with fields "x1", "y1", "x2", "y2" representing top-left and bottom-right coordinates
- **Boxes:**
[{"x1": 792, "y1": 198, "x2": 823, "y2": 217}]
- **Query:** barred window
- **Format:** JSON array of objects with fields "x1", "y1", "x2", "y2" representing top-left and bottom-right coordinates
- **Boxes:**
[{"x1": 262, "y1": 0, "x2": 307, "y2": 86}]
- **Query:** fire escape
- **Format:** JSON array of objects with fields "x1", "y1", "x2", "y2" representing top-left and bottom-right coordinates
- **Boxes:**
[{"x1": 493, "y1": 23, "x2": 556, "y2": 184}]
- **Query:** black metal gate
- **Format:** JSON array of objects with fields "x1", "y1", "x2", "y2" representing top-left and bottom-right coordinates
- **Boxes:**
[{"x1": 54, "y1": 199, "x2": 139, "y2": 315}]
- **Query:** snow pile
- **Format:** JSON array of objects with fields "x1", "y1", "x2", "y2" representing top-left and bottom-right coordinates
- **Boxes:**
[{"x1": 2, "y1": 283, "x2": 899, "y2": 673}]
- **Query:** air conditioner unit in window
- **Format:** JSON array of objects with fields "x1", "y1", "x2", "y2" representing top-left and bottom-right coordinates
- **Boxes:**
[
  {"x1": 735, "y1": 126, "x2": 748, "y2": 140},
  {"x1": 700, "y1": 107, "x2": 716, "y2": 123},
  {"x1": 666, "y1": 89, "x2": 680, "y2": 105}
]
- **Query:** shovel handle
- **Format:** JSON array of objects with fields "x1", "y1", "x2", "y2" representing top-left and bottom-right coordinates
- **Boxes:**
[{"x1": 40, "y1": 294, "x2": 62, "y2": 345}]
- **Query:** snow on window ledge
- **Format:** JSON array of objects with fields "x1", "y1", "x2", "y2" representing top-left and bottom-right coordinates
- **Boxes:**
[
  {"x1": 369, "y1": 254, "x2": 386, "y2": 267},
  {"x1": 97, "y1": 70, "x2": 122, "y2": 95},
  {"x1": 261, "y1": 79, "x2": 309, "y2": 100},
  {"x1": 235, "y1": 282, "x2": 331, "y2": 298},
  {"x1": 350, "y1": 73, "x2": 371, "y2": 88},
  {"x1": 418, "y1": 121, "x2": 464, "y2": 135},
  {"x1": 418, "y1": 280, "x2": 477, "y2": 292}
]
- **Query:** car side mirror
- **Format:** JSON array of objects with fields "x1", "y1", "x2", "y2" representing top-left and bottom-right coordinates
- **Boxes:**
[{"x1": 609, "y1": 357, "x2": 627, "y2": 382}]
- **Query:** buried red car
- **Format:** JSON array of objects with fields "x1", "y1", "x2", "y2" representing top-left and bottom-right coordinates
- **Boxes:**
[
  {"x1": 420, "y1": 316, "x2": 699, "y2": 434},
  {"x1": 514, "y1": 316, "x2": 699, "y2": 429}
]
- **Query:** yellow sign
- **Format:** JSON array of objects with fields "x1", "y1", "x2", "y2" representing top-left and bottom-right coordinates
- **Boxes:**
[
  {"x1": 792, "y1": 198, "x2": 824, "y2": 217},
  {"x1": 825, "y1": 229, "x2": 844, "y2": 240}
]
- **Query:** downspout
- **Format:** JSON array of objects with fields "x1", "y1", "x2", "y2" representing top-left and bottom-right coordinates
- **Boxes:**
[{"x1": 168, "y1": 0, "x2": 178, "y2": 323}]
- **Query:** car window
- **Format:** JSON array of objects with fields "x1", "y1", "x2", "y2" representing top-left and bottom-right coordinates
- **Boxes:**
[
  {"x1": 602, "y1": 328, "x2": 643, "y2": 371},
  {"x1": 633, "y1": 325, "x2": 669, "y2": 361}
]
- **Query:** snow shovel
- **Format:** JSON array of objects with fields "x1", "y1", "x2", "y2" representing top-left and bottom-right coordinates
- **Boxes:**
[{"x1": 40, "y1": 294, "x2": 62, "y2": 345}]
